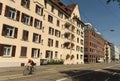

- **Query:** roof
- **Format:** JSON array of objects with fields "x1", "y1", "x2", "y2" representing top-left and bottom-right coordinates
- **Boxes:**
[{"x1": 50, "y1": 0, "x2": 77, "y2": 16}]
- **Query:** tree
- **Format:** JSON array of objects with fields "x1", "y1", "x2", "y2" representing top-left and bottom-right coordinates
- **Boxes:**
[{"x1": 107, "y1": 0, "x2": 120, "y2": 6}]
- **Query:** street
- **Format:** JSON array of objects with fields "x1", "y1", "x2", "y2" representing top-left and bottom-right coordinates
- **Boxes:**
[{"x1": 0, "y1": 63, "x2": 120, "y2": 81}]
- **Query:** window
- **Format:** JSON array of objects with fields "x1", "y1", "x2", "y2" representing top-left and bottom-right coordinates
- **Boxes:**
[
  {"x1": 81, "y1": 47, "x2": 83, "y2": 52},
  {"x1": 76, "y1": 46, "x2": 80, "y2": 52},
  {"x1": 21, "y1": 0, "x2": 30, "y2": 9},
  {"x1": 51, "y1": 5, "x2": 54, "y2": 13},
  {"x1": 48, "y1": 38, "x2": 53, "y2": 47},
  {"x1": 20, "y1": 46, "x2": 27, "y2": 57},
  {"x1": 0, "y1": 3, "x2": 3, "y2": 15},
  {"x1": 48, "y1": 15, "x2": 53, "y2": 23},
  {"x1": 49, "y1": 27, "x2": 54, "y2": 35},
  {"x1": 31, "y1": 48, "x2": 40, "y2": 58},
  {"x1": 35, "y1": 5, "x2": 43, "y2": 15},
  {"x1": 55, "y1": 40, "x2": 59, "y2": 48},
  {"x1": 44, "y1": 0, "x2": 47, "y2": 8},
  {"x1": 57, "y1": 20, "x2": 60, "y2": 27},
  {"x1": 4, "y1": 6, "x2": 20, "y2": 21},
  {"x1": 81, "y1": 39, "x2": 84, "y2": 45},
  {"x1": 55, "y1": 51, "x2": 58, "y2": 59},
  {"x1": 34, "y1": 19, "x2": 42, "y2": 29},
  {"x1": 0, "y1": 44, "x2": 16, "y2": 57},
  {"x1": 22, "y1": 30, "x2": 29, "y2": 41},
  {"x1": 2, "y1": 24, "x2": 18, "y2": 38},
  {"x1": 77, "y1": 54, "x2": 79, "y2": 59},
  {"x1": 3, "y1": 45, "x2": 11, "y2": 56},
  {"x1": 55, "y1": 30, "x2": 61, "y2": 37},
  {"x1": 21, "y1": 13, "x2": 33, "y2": 26},
  {"x1": 77, "y1": 38, "x2": 79, "y2": 43},
  {"x1": 33, "y1": 33, "x2": 41, "y2": 43},
  {"x1": 45, "y1": 50, "x2": 53, "y2": 59},
  {"x1": 58, "y1": 11, "x2": 63, "y2": 18},
  {"x1": 80, "y1": 55, "x2": 83, "y2": 59}
]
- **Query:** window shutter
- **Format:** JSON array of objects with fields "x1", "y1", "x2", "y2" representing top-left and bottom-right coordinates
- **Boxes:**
[
  {"x1": 21, "y1": 47, "x2": 27, "y2": 56},
  {"x1": 16, "y1": 10, "x2": 20, "y2": 21},
  {"x1": 0, "y1": 44, "x2": 3, "y2": 56},
  {"x1": 4, "y1": 6, "x2": 9, "y2": 17},
  {"x1": 33, "y1": 34, "x2": 36, "y2": 42},
  {"x1": 30, "y1": 17, "x2": 33, "y2": 26},
  {"x1": 2, "y1": 25, "x2": 7, "y2": 36},
  {"x1": 40, "y1": 21, "x2": 42, "y2": 29},
  {"x1": 34, "y1": 19, "x2": 37, "y2": 27},
  {"x1": 14, "y1": 28, "x2": 18, "y2": 38},
  {"x1": 21, "y1": 13, "x2": 24, "y2": 22},
  {"x1": 27, "y1": 0, "x2": 30, "y2": 9},
  {"x1": 0, "y1": 3, "x2": 3, "y2": 15},
  {"x1": 31, "y1": 48, "x2": 34, "y2": 57},
  {"x1": 35, "y1": 5, "x2": 37, "y2": 13},
  {"x1": 12, "y1": 46, "x2": 16, "y2": 57},
  {"x1": 51, "y1": 51, "x2": 53, "y2": 59},
  {"x1": 41, "y1": 8, "x2": 43, "y2": 16},
  {"x1": 21, "y1": 0, "x2": 24, "y2": 6},
  {"x1": 38, "y1": 49, "x2": 40, "y2": 57},
  {"x1": 39, "y1": 35, "x2": 41, "y2": 43}
]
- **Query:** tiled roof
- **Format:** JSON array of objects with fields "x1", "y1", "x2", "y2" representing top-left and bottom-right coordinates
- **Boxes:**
[{"x1": 50, "y1": 0, "x2": 77, "y2": 16}]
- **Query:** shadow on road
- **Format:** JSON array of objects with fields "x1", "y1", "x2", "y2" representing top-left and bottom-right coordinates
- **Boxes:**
[{"x1": 60, "y1": 68, "x2": 120, "y2": 81}]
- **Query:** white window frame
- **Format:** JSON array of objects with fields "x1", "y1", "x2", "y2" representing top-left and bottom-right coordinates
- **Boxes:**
[
  {"x1": 23, "y1": 0, "x2": 28, "y2": 7},
  {"x1": 6, "y1": 27, "x2": 14, "y2": 37},
  {"x1": 34, "y1": 34, "x2": 39, "y2": 43},
  {"x1": 8, "y1": 9, "x2": 16, "y2": 19},
  {"x1": 24, "y1": 15, "x2": 30, "y2": 25},
  {"x1": 3, "y1": 46, "x2": 12, "y2": 56},
  {"x1": 35, "y1": 20, "x2": 41, "y2": 28},
  {"x1": 54, "y1": 51, "x2": 58, "y2": 59},
  {"x1": 36, "y1": 6, "x2": 42, "y2": 15},
  {"x1": 58, "y1": 11, "x2": 63, "y2": 18},
  {"x1": 33, "y1": 49, "x2": 39, "y2": 58}
]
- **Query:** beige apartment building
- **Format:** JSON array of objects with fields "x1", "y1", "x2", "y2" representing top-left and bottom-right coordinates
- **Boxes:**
[{"x1": 0, "y1": 0, "x2": 84, "y2": 67}]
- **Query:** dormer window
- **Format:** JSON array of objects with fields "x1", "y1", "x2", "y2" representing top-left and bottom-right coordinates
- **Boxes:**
[
  {"x1": 35, "y1": 5, "x2": 43, "y2": 15},
  {"x1": 21, "y1": 0, "x2": 30, "y2": 9}
]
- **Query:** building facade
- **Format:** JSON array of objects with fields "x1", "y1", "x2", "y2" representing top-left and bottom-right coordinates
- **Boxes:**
[
  {"x1": 0, "y1": 0, "x2": 84, "y2": 67},
  {"x1": 84, "y1": 23, "x2": 105, "y2": 63}
]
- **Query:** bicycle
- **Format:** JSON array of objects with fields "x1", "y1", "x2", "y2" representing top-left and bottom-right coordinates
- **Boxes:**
[{"x1": 23, "y1": 66, "x2": 36, "y2": 75}]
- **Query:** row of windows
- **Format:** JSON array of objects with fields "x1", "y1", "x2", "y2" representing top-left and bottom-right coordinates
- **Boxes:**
[
  {"x1": 76, "y1": 45, "x2": 84, "y2": 52},
  {"x1": 1, "y1": 24, "x2": 61, "y2": 48},
  {"x1": 2, "y1": 24, "x2": 42, "y2": 44},
  {"x1": 48, "y1": 27, "x2": 61, "y2": 37},
  {"x1": 3, "y1": 5, "x2": 43, "y2": 28},
  {"x1": 0, "y1": 44, "x2": 40, "y2": 58},
  {"x1": 0, "y1": 43, "x2": 60, "y2": 59}
]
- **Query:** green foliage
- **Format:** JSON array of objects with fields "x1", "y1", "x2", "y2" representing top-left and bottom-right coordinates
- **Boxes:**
[
  {"x1": 107, "y1": 0, "x2": 120, "y2": 6},
  {"x1": 47, "y1": 59, "x2": 64, "y2": 65}
]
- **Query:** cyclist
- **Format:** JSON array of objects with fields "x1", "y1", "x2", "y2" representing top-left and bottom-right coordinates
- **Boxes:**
[{"x1": 27, "y1": 59, "x2": 35, "y2": 74}]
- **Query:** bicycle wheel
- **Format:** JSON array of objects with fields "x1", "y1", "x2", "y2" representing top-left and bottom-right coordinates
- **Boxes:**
[{"x1": 23, "y1": 68, "x2": 30, "y2": 75}]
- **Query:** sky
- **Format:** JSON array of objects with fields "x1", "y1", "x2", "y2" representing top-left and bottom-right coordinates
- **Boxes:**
[{"x1": 61, "y1": 0, "x2": 120, "y2": 46}]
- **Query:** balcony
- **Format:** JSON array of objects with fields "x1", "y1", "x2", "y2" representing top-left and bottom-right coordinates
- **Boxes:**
[
  {"x1": 63, "y1": 32, "x2": 75, "y2": 41},
  {"x1": 63, "y1": 42, "x2": 75, "y2": 49}
]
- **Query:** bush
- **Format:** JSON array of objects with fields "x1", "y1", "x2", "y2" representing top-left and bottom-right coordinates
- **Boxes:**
[{"x1": 47, "y1": 59, "x2": 64, "y2": 65}]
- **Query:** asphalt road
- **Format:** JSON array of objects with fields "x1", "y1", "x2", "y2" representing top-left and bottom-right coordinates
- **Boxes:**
[{"x1": 0, "y1": 63, "x2": 120, "y2": 81}]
